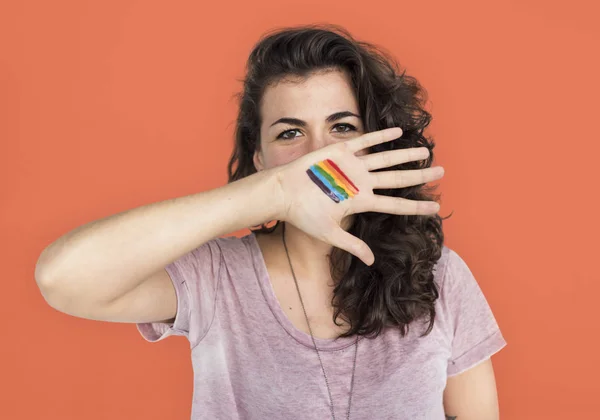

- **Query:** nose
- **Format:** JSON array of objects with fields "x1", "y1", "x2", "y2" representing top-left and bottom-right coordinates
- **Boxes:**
[{"x1": 306, "y1": 131, "x2": 341, "y2": 153}]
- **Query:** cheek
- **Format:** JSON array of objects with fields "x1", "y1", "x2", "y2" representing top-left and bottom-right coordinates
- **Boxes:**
[{"x1": 267, "y1": 148, "x2": 307, "y2": 167}]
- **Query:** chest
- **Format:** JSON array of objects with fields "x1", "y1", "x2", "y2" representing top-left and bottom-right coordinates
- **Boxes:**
[
  {"x1": 254, "y1": 232, "x2": 351, "y2": 340},
  {"x1": 193, "y1": 320, "x2": 450, "y2": 420},
  {"x1": 269, "y1": 274, "x2": 351, "y2": 339}
]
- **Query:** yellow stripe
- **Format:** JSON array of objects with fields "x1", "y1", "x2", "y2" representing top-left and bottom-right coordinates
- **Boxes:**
[{"x1": 320, "y1": 161, "x2": 356, "y2": 196}]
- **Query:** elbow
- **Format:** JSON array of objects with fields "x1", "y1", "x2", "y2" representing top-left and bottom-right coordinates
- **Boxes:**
[
  {"x1": 35, "y1": 274, "x2": 65, "y2": 312},
  {"x1": 35, "y1": 251, "x2": 68, "y2": 311}
]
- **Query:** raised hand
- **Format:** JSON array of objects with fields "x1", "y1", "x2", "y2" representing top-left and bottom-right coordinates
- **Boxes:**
[{"x1": 272, "y1": 127, "x2": 444, "y2": 266}]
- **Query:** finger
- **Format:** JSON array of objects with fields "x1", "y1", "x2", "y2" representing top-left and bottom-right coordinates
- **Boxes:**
[
  {"x1": 327, "y1": 227, "x2": 376, "y2": 266},
  {"x1": 345, "y1": 127, "x2": 403, "y2": 154},
  {"x1": 360, "y1": 147, "x2": 430, "y2": 171},
  {"x1": 371, "y1": 167, "x2": 444, "y2": 189},
  {"x1": 371, "y1": 195, "x2": 440, "y2": 215}
]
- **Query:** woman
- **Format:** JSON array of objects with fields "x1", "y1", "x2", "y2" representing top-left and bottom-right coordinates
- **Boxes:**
[{"x1": 36, "y1": 24, "x2": 507, "y2": 419}]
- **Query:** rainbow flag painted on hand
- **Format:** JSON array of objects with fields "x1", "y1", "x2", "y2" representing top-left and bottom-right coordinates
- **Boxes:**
[{"x1": 306, "y1": 159, "x2": 359, "y2": 203}]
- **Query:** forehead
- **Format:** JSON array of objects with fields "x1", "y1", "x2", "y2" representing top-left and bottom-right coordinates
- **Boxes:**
[{"x1": 260, "y1": 69, "x2": 358, "y2": 118}]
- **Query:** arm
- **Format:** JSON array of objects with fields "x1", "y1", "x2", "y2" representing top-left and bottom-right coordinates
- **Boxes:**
[
  {"x1": 35, "y1": 168, "x2": 283, "y2": 315},
  {"x1": 443, "y1": 358, "x2": 500, "y2": 420}
]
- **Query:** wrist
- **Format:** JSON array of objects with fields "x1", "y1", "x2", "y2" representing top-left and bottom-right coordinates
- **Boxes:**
[{"x1": 260, "y1": 166, "x2": 287, "y2": 223}]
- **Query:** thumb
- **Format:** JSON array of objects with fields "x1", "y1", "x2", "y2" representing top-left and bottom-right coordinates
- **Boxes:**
[{"x1": 327, "y1": 227, "x2": 375, "y2": 266}]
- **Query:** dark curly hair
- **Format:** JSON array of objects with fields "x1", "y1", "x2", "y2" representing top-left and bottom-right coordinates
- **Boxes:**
[{"x1": 227, "y1": 23, "x2": 452, "y2": 341}]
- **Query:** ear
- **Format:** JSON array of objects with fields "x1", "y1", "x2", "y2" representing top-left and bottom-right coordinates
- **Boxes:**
[{"x1": 253, "y1": 149, "x2": 264, "y2": 172}]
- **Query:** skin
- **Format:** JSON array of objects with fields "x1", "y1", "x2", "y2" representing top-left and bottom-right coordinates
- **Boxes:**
[{"x1": 253, "y1": 68, "x2": 501, "y2": 419}]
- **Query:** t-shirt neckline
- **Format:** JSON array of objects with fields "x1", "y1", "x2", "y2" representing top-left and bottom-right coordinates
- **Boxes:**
[{"x1": 248, "y1": 231, "x2": 362, "y2": 351}]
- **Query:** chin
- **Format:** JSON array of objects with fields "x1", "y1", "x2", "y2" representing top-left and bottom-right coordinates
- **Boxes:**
[{"x1": 340, "y1": 214, "x2": 355, "y2": 231}]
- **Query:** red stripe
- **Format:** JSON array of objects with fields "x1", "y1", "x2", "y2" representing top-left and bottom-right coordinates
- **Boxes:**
[
  {"x1": 320, "y1": 160, "x2": 357, "y2": 195},
  {"x1": 325, "y1": 159, "x2": 359, "y2": 192}
]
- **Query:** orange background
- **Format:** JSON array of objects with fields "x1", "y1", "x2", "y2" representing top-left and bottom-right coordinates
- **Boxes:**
[{"x1": 1, "y1": 1, "x2": 599, "y2": 419}]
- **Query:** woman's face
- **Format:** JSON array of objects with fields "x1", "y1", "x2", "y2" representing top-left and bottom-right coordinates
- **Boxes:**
[{"x1": 254, "y1": 69, "x2": 366, "y2": 172}]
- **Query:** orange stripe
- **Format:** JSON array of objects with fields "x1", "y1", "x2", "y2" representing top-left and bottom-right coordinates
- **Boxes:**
[
  {"x1": 317, "y1": 162, "x2": 353, "y2": 197},
  {"x1": 314, "y1": 163, "x2": 352, "y2": 198},
  {"x1": 320, "y1": 160, "x2": 358, "y2": 195}
]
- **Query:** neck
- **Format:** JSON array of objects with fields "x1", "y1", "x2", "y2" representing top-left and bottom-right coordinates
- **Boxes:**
[{"x1": 276, "y1": 216, "x2": 355, "y2": 279}]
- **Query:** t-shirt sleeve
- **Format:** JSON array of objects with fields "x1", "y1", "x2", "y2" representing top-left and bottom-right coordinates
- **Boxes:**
[
  {"x1": 442, "y1": 249, "x2": 507, "y2": 377},
  {"x1": 136, "y1": 239, "x2": 222, "y2": 347}
]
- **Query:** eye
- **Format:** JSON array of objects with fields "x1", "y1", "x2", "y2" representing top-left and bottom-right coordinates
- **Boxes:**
[
  {"x1": 332, "y1": 123, "x2": 357, "y2": 133},
  {"x1": 276, "y1": 129, "x2": 301, "y2": 140}
]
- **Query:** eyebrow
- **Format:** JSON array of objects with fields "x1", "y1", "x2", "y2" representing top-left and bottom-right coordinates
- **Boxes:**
[{"x1": 269, "y1": 111, "x2": 361, "y2": 128}]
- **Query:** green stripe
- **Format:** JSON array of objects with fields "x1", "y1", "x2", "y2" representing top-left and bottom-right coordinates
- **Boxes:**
[{"x1": 313, "y1": 163, "x2": 349, "y2": 199}]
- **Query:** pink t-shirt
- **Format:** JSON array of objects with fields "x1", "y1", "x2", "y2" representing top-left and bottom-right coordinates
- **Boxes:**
[{"x1": 136, "y1": 232, "x2": 507, "y2": 419}]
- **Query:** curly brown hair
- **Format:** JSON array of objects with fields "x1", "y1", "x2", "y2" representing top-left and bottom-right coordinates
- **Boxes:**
[{"x1": 227, "y1": 24, "x2": 453, "y2": 340}]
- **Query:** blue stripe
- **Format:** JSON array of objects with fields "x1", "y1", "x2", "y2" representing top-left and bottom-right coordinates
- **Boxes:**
[{"x1": 310, "y1": 166, "x2": 345, "y2": 201}]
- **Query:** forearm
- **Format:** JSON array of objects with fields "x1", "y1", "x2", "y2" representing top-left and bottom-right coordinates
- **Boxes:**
[{"x1": 35, "y1": 168, "x2": 282, "y2": 304}]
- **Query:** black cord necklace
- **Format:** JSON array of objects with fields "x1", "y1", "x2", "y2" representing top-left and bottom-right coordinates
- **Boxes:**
[{"x1": 281, "y1": 221, "x2": 359, "y2": 420}]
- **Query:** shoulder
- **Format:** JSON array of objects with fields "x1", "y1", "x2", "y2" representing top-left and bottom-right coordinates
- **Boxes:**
[
  {"x1": 432, "y1": 245, "x2": 453, "y2": 289},
  {"x1": 432, "y1": 245, "x2": 476, "y2": 292},
  {"x1": 171, "y1": 234, "x2": 254, "y2": 277},
  {"x1": 431, "y1": 244, "x2": 489, "y2": 325},
  {"x1": 209, "y1": 232, "x2": 262, "y2": 268},
  {"x1": 202, "y1": 232, "x2": 255, "y2": 253}
]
